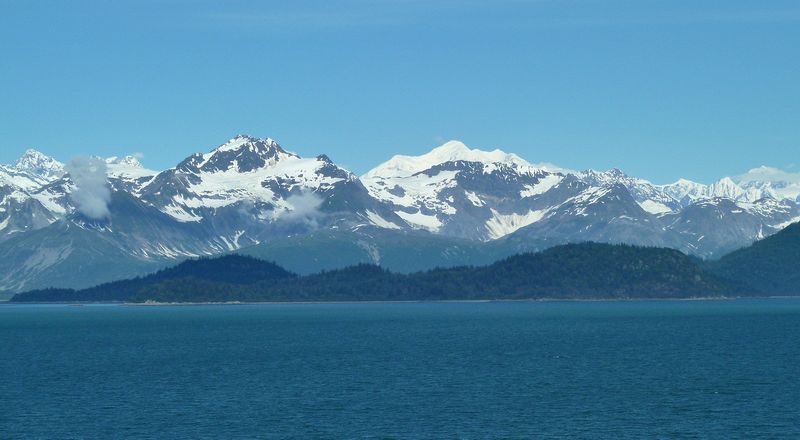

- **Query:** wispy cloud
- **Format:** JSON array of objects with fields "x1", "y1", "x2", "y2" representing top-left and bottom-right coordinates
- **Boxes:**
[
  {"x1": 737, "y1": 166, "x2": 800, "y2": 184},
  {"x1": 274, "y1": 191, "x2": 325, "y2": 228}
]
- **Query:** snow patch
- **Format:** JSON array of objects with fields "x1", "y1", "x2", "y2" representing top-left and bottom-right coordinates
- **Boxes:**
[
  {"x1": 772, "y1": 216, "x2": 800, "y2": 230},
  {"x1": 395, "y1": 210, "x2": 442, "y2": 232},
  {"x1": 363, "y1": 170, "x2": 459, "y2": 215},
  {"x1": 464, "y1": 191, "x2": 484, "y2": 207},
  {"x1": 485, "y1": 208, "x2": 548, "y2": 239},
  {"x1": 365, "y1": 210, "x2": 402, "y2": 229},
  {"x1": 638, "y1": 200, "x2": 673, "y2": 214},
  {"x1": 520, "y1": 174, "x2": 563, "y2": 197},
  {"x1": 162, "y1": 203, "x2": 202, "y2": 222}
]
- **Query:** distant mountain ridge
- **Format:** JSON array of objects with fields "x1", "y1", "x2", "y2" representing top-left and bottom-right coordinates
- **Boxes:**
[{"x1": 1, "y1": 134, "x2": 798, "y2": 292}]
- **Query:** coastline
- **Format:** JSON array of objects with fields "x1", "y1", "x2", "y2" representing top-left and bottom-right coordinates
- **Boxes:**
[{"x1": 4, "y1": 295, "x2": 799, "y2": 306}]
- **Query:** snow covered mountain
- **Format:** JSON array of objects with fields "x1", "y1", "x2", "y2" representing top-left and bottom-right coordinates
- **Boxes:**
[
  {"x1": 105, "y1": 155, "x2": 158, "y2": 193},
  {"x1": 137, "y1": 135, "x2": 405, "y2": 240},
  {"x1": 1, "y1": 135, "x2": 798, "y2": 291},
  {"x1": 0, "y1": 151, "x2": 66, "y2": 239},
  {"x1": 736, "y1": 166, "x2": 800, "y2": 202},
  {"x1": 579, "y1": 169, "x2": 682, "y2": 214},
  {"x1": 660, "y1": 197, "x2": 798, "y2": 257},
  {"x1": 0, "y1": 136, "x2": 406, "y2": 290},
  {"x1": 0, "y1": 149, "x2": 161, "y2": 242},
  {"x1": 13, "y1": 149, "x2": 65, "y2": 182},
  {"x1": 361, "y1": 140, "x2": 799, "y2": 257},
  {"x1": 660, "y1": 174, "x2": 795, "y2": 205},
  {"x1": 362, "y1": 141, "x2": 566, "y2": 239},
  {"x1": 0, "y1": 190, "x2": 237, "y2": 292}
]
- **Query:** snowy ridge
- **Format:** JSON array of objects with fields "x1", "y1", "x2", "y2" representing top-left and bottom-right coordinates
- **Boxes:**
[
  {"x1": 660, "y1": 174, "x2": 790, "y2": 205},
  {"x1": 361, "y1": 140, "x2": 800, "y2": 244},
  {"x1": 579, "y1": 169, "x2": 681, "y2": 214}
]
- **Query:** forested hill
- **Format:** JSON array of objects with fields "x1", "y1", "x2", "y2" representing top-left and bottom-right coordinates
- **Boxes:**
[
  {"x1": 10, "y1": 255, "x2": 296, "y2": 302},
  {"x1": 708, "y1": 222, "x2": 800, "y2": 295},
  {"x1": 11, "y1": 243, "x2": 753, "y2": 303}
]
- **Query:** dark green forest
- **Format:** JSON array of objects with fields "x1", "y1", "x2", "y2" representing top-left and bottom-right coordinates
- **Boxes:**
[
  {"x1": 12, "y1": 243, "x2": 757, "y2": 303},
  {"x1": 707, "y1": 222, "x2": 800, "y2": 295}
]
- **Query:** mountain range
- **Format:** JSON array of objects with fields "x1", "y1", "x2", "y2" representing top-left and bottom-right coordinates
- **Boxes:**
[{"x1": 2, "y1": 134, "x2": 799, "y2": 292}]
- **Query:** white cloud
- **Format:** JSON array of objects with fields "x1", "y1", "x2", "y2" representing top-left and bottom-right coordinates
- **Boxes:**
[
  {"x1": 275, "y1": 191, "x2": 325, "y2": 228},
  {"x1": 737, "y1": 166, "x2": 800, "y2": 184},
  {"x1": 66, "y1": 156, "x2": 111, "y2": 220}
]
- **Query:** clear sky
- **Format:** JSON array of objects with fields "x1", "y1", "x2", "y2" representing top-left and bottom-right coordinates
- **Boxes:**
[{"x1": 1, "y1": 0, "x2": 798, "y2": 183}]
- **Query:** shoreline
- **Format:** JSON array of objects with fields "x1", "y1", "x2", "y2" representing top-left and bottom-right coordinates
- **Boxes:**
[{"x1": 3, "y1": 296, "x2": 800, "y2": 306}]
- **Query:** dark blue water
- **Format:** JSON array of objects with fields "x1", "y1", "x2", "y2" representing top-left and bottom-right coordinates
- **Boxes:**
[{"x1": 2, "y1": 300, "x2": 800, "y2": 439}]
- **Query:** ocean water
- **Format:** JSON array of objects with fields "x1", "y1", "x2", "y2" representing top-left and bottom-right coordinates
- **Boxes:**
[{"x1": 2, "y1": 300, "x2": 800, "y2": 439}]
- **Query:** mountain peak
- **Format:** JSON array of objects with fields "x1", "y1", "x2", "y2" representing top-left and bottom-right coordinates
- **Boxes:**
[
  {"x1": 588, "y1": 168, "x2": 628, "y2": 179},
  {"x1": 106, "y1": 155, "x2": 144, "y2": 168},
  {"x1": 426, "y1": 140, "x2": 530, "y2": 168},
  {"x1": 428, "y1": 140, "x2": 471, "y2": 156},
  {"x1": 174, "y1": 135, "x2": 299, "y2": 174},
  {"x1": 707, "y1": 177, "x2": 746, "y2": 200},
  {"x1": 14, "y1": 148, "x2": 65, "y2": 180},
  {"x1": 579, "y1": 168, "x2": 634, "y2": 186},
  {"x1": 716, "y1": 176, "x2": 737, "y2": 186},
  {"x1": 215, "y1": 134, "x2": 279, "y2": 153},
  {"x1": 363, "y1": 140, "x2": 533, "y2": 179}
]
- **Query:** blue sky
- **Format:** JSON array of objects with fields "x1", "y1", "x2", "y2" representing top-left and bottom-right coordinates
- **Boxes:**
[{"x1": 1, "y1": 0, "x2": 798, "y2": 183}]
